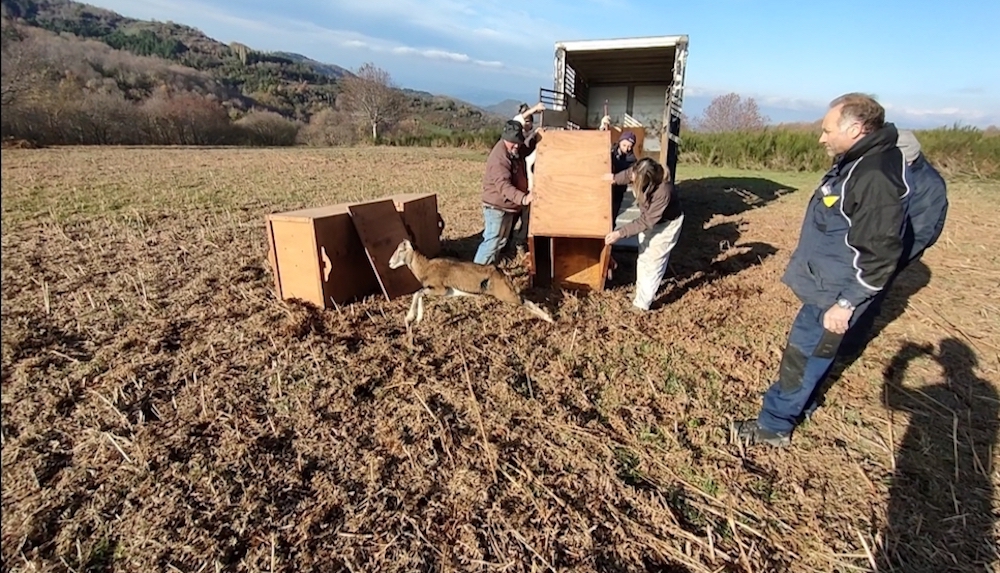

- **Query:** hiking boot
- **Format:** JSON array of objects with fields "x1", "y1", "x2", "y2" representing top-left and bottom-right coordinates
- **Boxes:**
[{"x1": 731, "y1": 419, "x2": 791, "y2": 448}]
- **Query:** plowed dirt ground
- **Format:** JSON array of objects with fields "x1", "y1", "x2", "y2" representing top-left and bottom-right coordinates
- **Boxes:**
[{"x1": 2, "y1": 146, "x2": 998, "y2": 573}]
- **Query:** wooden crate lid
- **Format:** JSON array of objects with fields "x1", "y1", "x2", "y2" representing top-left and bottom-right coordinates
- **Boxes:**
[{"x1": 267, "y1": 203, "x2": 351, "y2": 223}]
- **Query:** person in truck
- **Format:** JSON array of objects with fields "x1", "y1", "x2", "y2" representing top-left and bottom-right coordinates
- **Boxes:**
[
  {"x1": 474, "y1": 120, "x2": 538, "y2": 265},
  {"x1": 731, "y1": 93, "x2": 911, "y2": 448},
  {"x1": 611, "y1": 130, "x2": 639, "y2": 222},
  {"x1": 601, "y1": 157, "x2": 684, "y2": 313},
  {"x1": 606, "y1": 130, "x2": 639, "y2": 280}
]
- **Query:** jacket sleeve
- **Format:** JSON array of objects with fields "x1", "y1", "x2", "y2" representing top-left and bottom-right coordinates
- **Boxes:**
[
  {"x1": 613, "y1": 169, "x2": 631, "y2": 186},
  {"x1": 618, "y1": 182, "x2": 672, "y2": 238},
  {"x1": 837, "y1": 164, "x2": 905, "y2": 307},
  {"x1": 486, "y1": 150, "x2": 526, "y2": 206}
]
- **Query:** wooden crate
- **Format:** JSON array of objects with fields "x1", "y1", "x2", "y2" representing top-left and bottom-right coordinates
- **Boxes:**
[
  {"x1": 266, "y1": 204, "x2": 380, "y2": 308},
  {"x1": 391, "y1": 192, "x2": 442, "y2": 258},
  {"x1": 528, "y1": 236, "x2": 611, "y2": 292},
  {"x1": 528, "y1": 129, "x2": 621, "y2": 292},
  {"x1": 529, "y1": 129, "x2": 614, "y2": 238}
]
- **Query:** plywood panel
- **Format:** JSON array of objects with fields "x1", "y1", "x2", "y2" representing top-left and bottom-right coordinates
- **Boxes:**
[
  {"x1": 268, "y1": 218, "x2": 323, "y2": 306},
  {"x1": 348, "y1": 200, "x2": 423, "y2": 300},
  {"x1": 392, "y1": 193, "x2": 441, "y2": 258},
  {"x1": 530, "y1": 130, "x2": 612, "y2": 238},
  {"x1": 552, "y1": 236, "x2": 609, "y2": 291},
  {"x1": 313, "y1": 211, "x2": 380, "y2": 305}
]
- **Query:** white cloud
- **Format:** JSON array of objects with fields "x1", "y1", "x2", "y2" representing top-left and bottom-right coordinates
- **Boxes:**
[
  {"x1": 314, "y1": 0, "x2": 577, "y2": 52},
  {"x1": 87, "y1": 0, "x2": 548, "y2": 79}
]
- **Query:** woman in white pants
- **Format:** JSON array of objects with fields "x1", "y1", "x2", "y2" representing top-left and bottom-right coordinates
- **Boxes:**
[{"x1": 602, "y1": 158, "x2": 685, "y2": 312}]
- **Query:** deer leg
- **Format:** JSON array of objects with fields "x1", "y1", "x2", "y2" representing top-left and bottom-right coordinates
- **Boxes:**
[
  {"x1": 406, "y1": 289, "x2": 424, "y2": 326},
  {"x1": 445, "y1": 288, "x2": 476, "y2": 297},
  {"x1": 415, "y1": 291, "x2": 426, "y2": 323}
]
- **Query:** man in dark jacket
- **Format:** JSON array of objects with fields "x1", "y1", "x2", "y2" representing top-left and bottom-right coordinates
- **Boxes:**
[
  {"x1": 835, "y1": 129, "x2": 949, "y2": 357},
  {"x1": 474, "y1": 120, "x2": 537, "y2": 265},
  {"x1": 733, "y1": 93, "x2": 910, "y2": 447}
]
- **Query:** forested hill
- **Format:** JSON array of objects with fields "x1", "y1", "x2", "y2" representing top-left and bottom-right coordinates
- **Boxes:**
[{"x1": 0, "y1": 0, "x2": 504, "y2": 132}]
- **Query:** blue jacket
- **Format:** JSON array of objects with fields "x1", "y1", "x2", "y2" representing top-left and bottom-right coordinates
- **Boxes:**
[
  {"x1": 901, "y1": 153, "x2": 948, "y2": 264},
  {"x1": 781, "y1": 124, "x2": 910, "y2": 309}
]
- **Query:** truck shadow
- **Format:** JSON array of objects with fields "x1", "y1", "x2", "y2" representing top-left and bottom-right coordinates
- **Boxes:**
[{"x1": 609, "y1": 176, "x2": 796, "y2": 304}]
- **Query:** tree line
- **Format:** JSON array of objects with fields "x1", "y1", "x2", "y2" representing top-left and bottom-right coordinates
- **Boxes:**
[{"x1": 2, "y1": 17, "x2": 996, "y2": 178}]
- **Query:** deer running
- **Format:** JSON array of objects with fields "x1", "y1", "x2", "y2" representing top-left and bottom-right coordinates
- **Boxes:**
[{"x1": 388, "y1": 239, "x2": 554, "y2": 327}]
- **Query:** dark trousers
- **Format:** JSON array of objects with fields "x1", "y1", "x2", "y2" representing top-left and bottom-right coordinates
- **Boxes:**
[
  {"x1": 612, "y1": 186, "x2": 627, "y2": 224},
  {"x1": 757, "y1": 297, "x2": 875, "y2": 434}
]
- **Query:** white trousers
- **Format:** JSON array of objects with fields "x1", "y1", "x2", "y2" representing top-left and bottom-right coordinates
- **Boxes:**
[{"x1": 633, "y1": 214, "x2": 684, "y2": 310}]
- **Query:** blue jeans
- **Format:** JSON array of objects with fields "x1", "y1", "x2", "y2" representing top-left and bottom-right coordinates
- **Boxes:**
[
  {"x1": 757, "y1": 299, "x2": 874, "y2": 434},
  {"x1": 474, "y1": 206, "x2": 516, "y2": 265}
]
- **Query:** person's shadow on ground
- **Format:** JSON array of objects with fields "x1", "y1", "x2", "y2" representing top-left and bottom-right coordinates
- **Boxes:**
[{"x1": 877, "y1": 337, "x2": 999, "y2": 572}]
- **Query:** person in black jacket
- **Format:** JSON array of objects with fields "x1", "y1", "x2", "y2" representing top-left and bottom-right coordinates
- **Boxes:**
[
  {"x1": 833, "y1": 129, "x2": 949, "y2": 359},
  {"x1": 610, "y1": 130, "x2": 639, "y2": 222},
  {"x1": 733, "y1": 93, "x2": 910, "y2": 447}
]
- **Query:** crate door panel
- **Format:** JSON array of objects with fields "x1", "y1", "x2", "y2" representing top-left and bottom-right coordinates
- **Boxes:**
[
  {"x1": 531, "y1": 131, "x2": 612, "y2": 238},
  {"x1": 313, "y1": 212, "x2": 380, "y2": 305},
  {"x1": 348, "y1": 200, "x2": 423, "y2": 300},
  {"x1": 392, "y1": 193, "x2": 441, "y2": 258}
]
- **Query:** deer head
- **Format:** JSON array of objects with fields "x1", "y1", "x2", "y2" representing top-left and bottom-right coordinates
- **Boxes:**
[{"x1": 388, "y1": 239, "x2": 414, "y2": 270}]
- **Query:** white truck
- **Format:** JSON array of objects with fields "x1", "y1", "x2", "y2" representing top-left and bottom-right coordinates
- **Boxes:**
[
  {"x1": 539, "y1": 34, "x2": 689, "y2": 182},
  {"x1": 537, "y1": 35, "x2": 690, "y2": 249}
]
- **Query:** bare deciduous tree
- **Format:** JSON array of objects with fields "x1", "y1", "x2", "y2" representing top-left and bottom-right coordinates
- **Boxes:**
[
  {"x1": 337, "y1": 62, "x2": 406, "y2": 141},
  {"x1": 694, "y1": 93, "x2": 770, "y2": 133}
]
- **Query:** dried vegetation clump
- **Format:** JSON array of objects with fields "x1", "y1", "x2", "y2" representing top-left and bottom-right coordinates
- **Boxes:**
[{"x1": 2, "y1": 147, "x2": 998, "y2": 572}]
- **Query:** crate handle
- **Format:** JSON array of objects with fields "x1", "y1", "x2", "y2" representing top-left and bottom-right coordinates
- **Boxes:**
[{"x1": 321, "y1": 246, "x2": 332, "y2": 281}]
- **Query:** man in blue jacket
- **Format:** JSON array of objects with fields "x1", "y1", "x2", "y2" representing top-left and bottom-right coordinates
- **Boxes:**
[
  {"x1": 733, "y1": 93, "x2": 911, "y2": 447},
  {"x1": 835, "y1": 129, "x2": 949, "y2": 358}
]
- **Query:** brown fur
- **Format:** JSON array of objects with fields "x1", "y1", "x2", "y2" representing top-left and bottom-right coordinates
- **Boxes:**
[{"x1": 388, "y1": 239, "x2": 554, "y2": 327}]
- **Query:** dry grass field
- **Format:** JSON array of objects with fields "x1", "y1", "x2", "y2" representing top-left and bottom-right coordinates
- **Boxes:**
[{"x1": 2, "y1": 146, "x2": 998, "y2": 573}]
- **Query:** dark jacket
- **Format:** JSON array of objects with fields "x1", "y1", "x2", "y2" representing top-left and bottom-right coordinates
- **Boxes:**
[
  {"x1": 610, "y1": 144, "x2": 637, "y2": 195},
  {"x1": 612, "y1": 165, "x2": 682, "y2": 237},
  {"x1": 901, "y1": 153, "x2": 948, "y2": 263},
  {"x1": 482, "y1": 137, "x2": 537, "y2": 212},
  {"x1": 781, "y1": 124, "x2": 909, "y2": 309}
]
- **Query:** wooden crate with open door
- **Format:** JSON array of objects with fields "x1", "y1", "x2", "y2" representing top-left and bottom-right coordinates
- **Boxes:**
[
  {"x1": 528, "y1": 129, "x2": 622, "y2": 292},
  {"x1": 266, "y1": 204, "x2": 380, "y2": 308}
]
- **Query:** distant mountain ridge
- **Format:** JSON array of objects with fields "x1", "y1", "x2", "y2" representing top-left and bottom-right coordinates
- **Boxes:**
[{"x1": 0, "y1": 0, "x2": 506, "y2": 132}]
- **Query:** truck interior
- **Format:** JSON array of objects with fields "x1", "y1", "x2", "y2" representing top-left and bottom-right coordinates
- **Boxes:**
[{"x1": 538, "y1": 35, "x2": 687, "y2": 171}]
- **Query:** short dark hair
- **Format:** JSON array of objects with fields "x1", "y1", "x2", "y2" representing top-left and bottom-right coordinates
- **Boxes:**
[
  {"x1": 517, "y1": 103, "x2": 530, "y2": 114},
  {"x1": 830, "y1": 92, "x2": 885, "y2": 134}
]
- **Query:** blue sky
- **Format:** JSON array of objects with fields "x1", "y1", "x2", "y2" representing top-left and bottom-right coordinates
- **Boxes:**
[{"x1": 88, "y1": 0, "x2": 999, "y2": 128}]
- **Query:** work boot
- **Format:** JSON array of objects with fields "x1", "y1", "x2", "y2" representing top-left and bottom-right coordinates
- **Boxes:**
[{"x1": 731, "y1": 419, "x2": 791, "y2": 448}]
